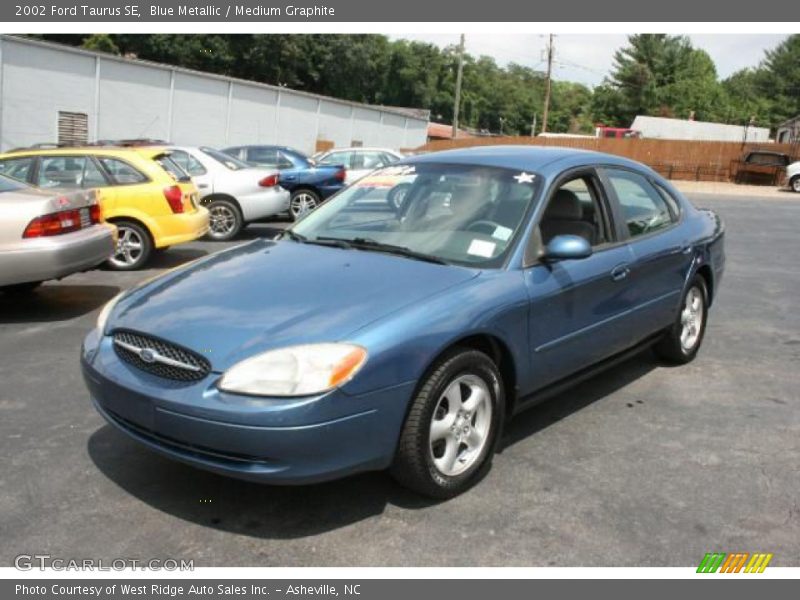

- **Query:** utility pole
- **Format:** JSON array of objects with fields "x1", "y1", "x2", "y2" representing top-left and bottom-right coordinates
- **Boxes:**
[
  {"x1": 452, "y1": 33, "x2": 465, "y2": 140},
  {"x1": 541, "y1": 34, "x2": 554, "y2": 134},
  {"x1": 531, "y1": 112, "x2": 537, "y2": 137}
]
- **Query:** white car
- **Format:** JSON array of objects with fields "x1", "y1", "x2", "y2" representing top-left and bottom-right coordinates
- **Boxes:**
[
  {"x1": 785, "y1": 161, "x2": 800, "y2": 193},
  {"x1": 167, "y1": 146, "x2": 290, "y2": 240},
  {"x1": 314, "y1": 147, "x2": 403, "y2": 184}
]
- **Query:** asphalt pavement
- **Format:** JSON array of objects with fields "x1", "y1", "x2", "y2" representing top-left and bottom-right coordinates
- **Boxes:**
[{"x1": 1, "y1": 194, "x2": 798, "y2": 567}]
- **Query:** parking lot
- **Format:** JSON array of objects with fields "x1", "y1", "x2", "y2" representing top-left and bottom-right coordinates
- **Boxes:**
[{"x1": 1, "y1": 191, "x2": 798, "y2": 567}]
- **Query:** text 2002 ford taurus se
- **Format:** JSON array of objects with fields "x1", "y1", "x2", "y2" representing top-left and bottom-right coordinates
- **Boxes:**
[{"x1": 81, "y1": 147, "x2": 725, "y2": 498}]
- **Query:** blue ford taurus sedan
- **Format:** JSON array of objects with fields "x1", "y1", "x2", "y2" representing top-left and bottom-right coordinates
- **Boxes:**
[{"x1": 81, "y1": 146, "x2": 725, "y2": 498}]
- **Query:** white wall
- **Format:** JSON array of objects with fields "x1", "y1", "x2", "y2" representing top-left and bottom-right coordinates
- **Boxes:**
[{"x1": 0, "y1": 36, "x2": 429, "y2": 154}]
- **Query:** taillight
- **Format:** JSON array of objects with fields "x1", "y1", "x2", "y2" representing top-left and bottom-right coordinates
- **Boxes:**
[
  {"x1": 23, "y1": 209, "x2": 82, "y2": 238},
  {"x1": 334, "y1": 168, "x2": 346, "y2": 182},
  {"x1": 89, "y1": 203, "x2": 102, "y2": 224},
  {"x1": 163, "y1": 185, "x2": 185, "y2": 213},
  {"x1": 259, "y1": 174, "x2": 279, "y2": 187}
]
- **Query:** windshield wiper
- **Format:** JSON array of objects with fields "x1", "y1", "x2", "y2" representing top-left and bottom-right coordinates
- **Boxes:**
[
  {"x1": 319, "y1": 236, "x2": 448, "y2": 265},
  {"x1": 280, "y1": 229, "x2": 307, "y2": 242}
]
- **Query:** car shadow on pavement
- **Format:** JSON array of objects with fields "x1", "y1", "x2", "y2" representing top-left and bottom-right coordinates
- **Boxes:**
[
  {"x1": 500, "y1": 349, "x2": 660, "y2": 451},
  {"x1": 0, "y1": 284, "x2": 121, "y2": 323},
  {"x1": 86, "y1": 349, "x2": 660, "y2": 539},
  {"x1": 87, "y1": 425, "x2": 436, "y2": 539}
]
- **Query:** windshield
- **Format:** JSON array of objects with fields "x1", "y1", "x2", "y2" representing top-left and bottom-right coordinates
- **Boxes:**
[
  {"x1": 200, "y1": 147, "x2": 250, "y2": 170},
  {"x1": 291, "y1": 162, "x2": 541, "y2": 267},
  {"x1": 0, "y1": 173, "x2": 28, "y2": 193}
]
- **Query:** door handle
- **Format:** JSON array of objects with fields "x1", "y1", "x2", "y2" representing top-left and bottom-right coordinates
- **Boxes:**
[
  {"x1": 610, "y1": 264, "x2": 630, "y2": 282},
  {"x1": 197, "y1": 183, "x2": 209, "y2": 189}
]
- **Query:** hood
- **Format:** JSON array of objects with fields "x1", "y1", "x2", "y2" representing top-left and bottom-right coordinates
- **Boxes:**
[{"x1": 110, "y1": 240, "x2": 478, "y2": 371}]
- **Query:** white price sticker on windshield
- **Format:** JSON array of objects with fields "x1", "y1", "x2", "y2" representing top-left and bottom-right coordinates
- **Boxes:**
[
  {"x1": 467, "y1": 239, "x2": 496, "y2": 258},
  {"x1": 492, "y1": 225, "x2": 513, "y2": 241}
]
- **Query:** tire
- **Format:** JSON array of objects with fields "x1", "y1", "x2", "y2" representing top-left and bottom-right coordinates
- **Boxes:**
[
  {"x1": 391, "y1": 348, "x2": 505, "y2": 499},
  {"x1": 206, "y1": 198, "x2": 243, "y2": 241},
  {"x1": 791, "y1": 176, "x2": 800, "y2": 193},
  {"x1": 290, "y1": 189, "x2": 320, "y2": 221},
  {"x1": 1, "y1": 281, "x2": 42, "y2": 294},
  {"x1": 106, "y1": 220, "x2": 153, "y2": 271},
  {"x1": 387, "y1": 183, "x2": 411, "y2": 210},
  {"x1": 654, "y1": 276, "x2": 709, "y2": 364}
]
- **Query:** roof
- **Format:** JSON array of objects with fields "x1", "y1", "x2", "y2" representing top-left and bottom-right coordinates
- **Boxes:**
[
  {"x1": 2, "y1": 35, "x2": 429, "y2": 124},
  {"x1": 408, "y1": 145, "x2": 647, "y2": 175},
  {"x1": 0, "y1": 145, "x2": 167, "y2": 159},
  {"x1": 427, "y1": 122, "x2": 473, "y2": 140}
]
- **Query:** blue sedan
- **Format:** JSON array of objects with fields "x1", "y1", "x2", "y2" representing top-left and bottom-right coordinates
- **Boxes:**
[
  {"x1": 221, "y1": 145, "x2": 346, "y2": 219},
  {"x1": 81, "y1": 146, "x2": 725, "y2": 498}
]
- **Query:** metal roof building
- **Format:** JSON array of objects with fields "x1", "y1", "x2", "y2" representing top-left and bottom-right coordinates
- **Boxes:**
[
  {"x1": 0, "y1": 35, "x2": 430, "y2": 154},
  {"x1": 630, "y1": 115, "x2": 770, "y2": 143}
]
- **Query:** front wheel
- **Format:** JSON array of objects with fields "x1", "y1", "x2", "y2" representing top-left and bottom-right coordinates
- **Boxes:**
[
  {"x1": 391, "y1": 348, "x2": 504, "y2": 498},
  {"x1": 791, "y1": 176, "x2": 800, "y2": 193},
  {"x1": 206, "y1": 199, "x2": 243, "y2": 241},
  {"x1": 107, "y1": 221, "x2": 152, "y2": 271},
  {"x1": 290, "y1": 189, "x2": 320, "y2": 221},
  {"x1": 654, "y1": 276, "x2": 708, "y2": 364}
]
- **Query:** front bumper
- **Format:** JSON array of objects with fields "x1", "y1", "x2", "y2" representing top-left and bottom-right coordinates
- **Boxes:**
[
  {"x1": 0, "y1": 223, "x2": 116, "y2": 287},
  {"x1": 152, "y1": 207, "x2": 210, "y2": 249},
  {"x1": 81, "y1": 330, "x2": 413, "y2": 484}
]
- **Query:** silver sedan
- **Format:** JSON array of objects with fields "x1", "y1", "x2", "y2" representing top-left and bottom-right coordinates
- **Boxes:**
[{"x1": 0, "y1": 175, "x2": 116, "y2": 292}]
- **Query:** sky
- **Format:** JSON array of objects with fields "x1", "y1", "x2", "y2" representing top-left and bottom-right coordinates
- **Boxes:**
[{"x1": 390, "y1": 34, "x2": 788, "y2": 87}]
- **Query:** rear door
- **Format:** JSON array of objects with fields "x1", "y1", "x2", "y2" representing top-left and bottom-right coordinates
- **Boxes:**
[{"x1": 600, "y1": 167, "x2": 691, "y2": 341}]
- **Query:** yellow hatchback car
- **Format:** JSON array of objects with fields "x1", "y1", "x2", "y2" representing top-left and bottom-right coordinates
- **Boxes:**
[{"x1": 0, "y1": 146, "x2": 209, "y2": 270}]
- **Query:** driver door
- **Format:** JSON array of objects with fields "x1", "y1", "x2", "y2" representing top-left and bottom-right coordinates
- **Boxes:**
[{"x1": 524, "y1": 170, "x2": 636, "y2": 389}]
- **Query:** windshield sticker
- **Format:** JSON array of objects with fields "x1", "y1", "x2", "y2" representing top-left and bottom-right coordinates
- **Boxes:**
[
  {"x1": 513, "y1": 172, "x2": 536, "y2": 184},
  {"x1": 467, "y1": 239, "x2": 496, "y2": 258},
  {"x1": 492, "y1": 225, "x2": 513, "y2": 241}
]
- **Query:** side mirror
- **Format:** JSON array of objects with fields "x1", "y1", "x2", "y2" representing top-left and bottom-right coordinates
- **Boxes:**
[{"x1": 543, "y1": 235, "x2": 592, "y2": 260}]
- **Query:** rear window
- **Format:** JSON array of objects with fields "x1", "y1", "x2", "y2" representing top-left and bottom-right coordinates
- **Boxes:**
[
  {"x1": 155, "y1": 154, "x2": 191, "y2": 182},
  {"x1": 0, "y1": 156, "x2": 35, "y2": 182},
  {"x1": 200, "y1": 147, "x2": 249, "y2": 171},
  {"x1": 0, "y1": 173, "x2": 27, "y2": 193}
]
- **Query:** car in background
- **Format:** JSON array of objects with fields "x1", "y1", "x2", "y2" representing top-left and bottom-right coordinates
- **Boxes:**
[
  {"x1": 0, "y1": 146, "x2": 209, "y2": 270},
  {"x1": 82, "y1": 146, "x2": 725, "y2": 499},
  {"x1": 162, "y1": 146, "x2": 289, "y2": 241},
  {"x1": 732, "y1": 150, "x2": 791, "y2": 185},
  {"x1": 314, "y1": 147, "x2": 403, "y2": 184},
  {"x1": 221, "y1": 145, "x2": 346, "y2": 219},
  {"x1": 784, "y1": 160, "x2": 800, "y2": 192},
  {"x1": 0, "y1": 174, "x2": 115, "y2": 293}
]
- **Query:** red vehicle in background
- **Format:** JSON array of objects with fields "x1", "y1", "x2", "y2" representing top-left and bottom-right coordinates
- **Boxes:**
[{"x1": 596, "y1": 126, "x2": 642, "y2": 139}]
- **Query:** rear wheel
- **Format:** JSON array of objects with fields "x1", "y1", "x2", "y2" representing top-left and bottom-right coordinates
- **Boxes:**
[
  {"x1": 791, "y1": 176, "x2": 800, "y2": 193},
  {"x1": 290, "y1": 189, "x2": 320, "y2": 221},
  {"x1": 107, "y1": 221, "x2": 152, "y2": 271},
  {"x1": 655, "y1": 276, "x2": 708, "y2": 364},
  {"x1": 206, "y1": 199, "x2": 243, "y2": 241},
  {"x1": 391, "y1": 348, "x2": 504, "y2": 498}
]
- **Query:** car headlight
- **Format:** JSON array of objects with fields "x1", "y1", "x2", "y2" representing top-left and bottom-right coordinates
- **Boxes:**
[
  {"x1": 96, "y1": 292, "x2": 125, "y2": 333},
  {"x1": 219, "y1": 343, "x2": 368, "y2": 397}
]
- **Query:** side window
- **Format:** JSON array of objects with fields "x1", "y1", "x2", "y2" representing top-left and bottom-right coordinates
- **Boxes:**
[
  {"x1": 246, "y1": 147, "x2": 278, "y2": 167},
  {"x1": 37, "y1": 156, "x2": 107, "y2": 189},
  {"x1": 170, "y1": 151, "x2": 207, "y2": 176},
  {"x1": 356, "y1": 152, "x2": 385, "y2": 170},
  {"x1": 540, "y1": 176, "x2": 609, "y2": 247},
  {"x1": 0, "y1": 157, "x2": 35, "y2": 182},
  {"x1": 98, "y1": 158, "x2": 148, "y2": 185},
  {"x1": 381, "y1": 152, "x2": 400, "y2": 166},
  {"x1": 606, "y1": 169, "x2": 674, "y2": 238},
  {"x1": 318, "y1": 151, "x2": 350, "y2": 168},
  {"x1": 653, "y1": 183, "x2": 682, "y2": 220}
]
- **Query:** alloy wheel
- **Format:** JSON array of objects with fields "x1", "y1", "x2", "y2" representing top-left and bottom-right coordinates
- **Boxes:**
[
  {"x1": 429, "y1": 374, "x2": 493, "y2": 477},
  {"x1": 680, "y1": 286, "x2": 705, "y2": 353},
  {"x1": 208, "y1": 204, "x2": 237, "y2": 238},
  {"x1": 290, "y1": 193, "x2": 318, "y2": 219},
  {"x1": 110, "y1": 226, "x2": 144, "y2": 268}
]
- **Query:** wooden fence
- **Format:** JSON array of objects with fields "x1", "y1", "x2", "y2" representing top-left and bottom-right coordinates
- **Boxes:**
[{"x1": 414, "y1": 136, "x2": 800, "y2": 183}]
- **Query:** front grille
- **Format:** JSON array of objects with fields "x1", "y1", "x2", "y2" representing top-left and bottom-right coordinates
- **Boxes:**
[{"x1": 113, "y1": 330, "x2": 211, "y2": 382}]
